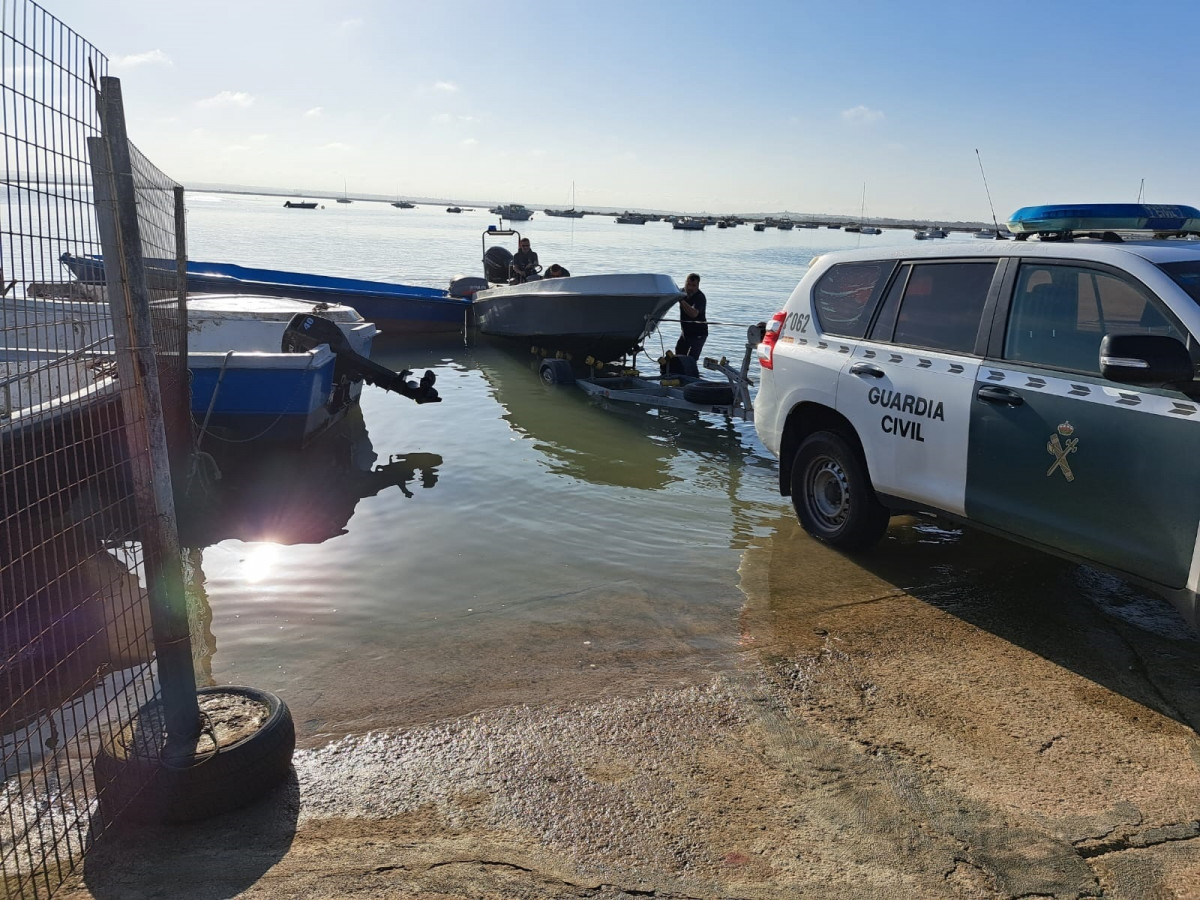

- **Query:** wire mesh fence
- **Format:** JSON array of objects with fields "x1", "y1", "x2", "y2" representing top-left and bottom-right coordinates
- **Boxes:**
[{"x1": 2, "y1": 3, "x2": 194, "y2": 896}]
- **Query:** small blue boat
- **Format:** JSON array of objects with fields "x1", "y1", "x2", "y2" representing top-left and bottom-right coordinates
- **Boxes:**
[
  {"x1": 59, "y1": 253, "x2": 470, "y2": 335},
  {"x1": 10, "y1": 289, "x2": 439, "y2": 449},
  {"x1": 188, "y1": 296, "x2": 439, "y2": 446}
]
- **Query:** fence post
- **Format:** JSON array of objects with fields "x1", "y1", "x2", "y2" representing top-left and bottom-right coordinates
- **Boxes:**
[{"x1": 88, "y1": 76, "x2": 199, "y2": 751}]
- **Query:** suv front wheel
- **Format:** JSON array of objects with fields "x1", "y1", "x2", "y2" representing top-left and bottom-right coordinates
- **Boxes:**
[{"x1": 791, "y1": 431, "x2": 890, "y2": 550}]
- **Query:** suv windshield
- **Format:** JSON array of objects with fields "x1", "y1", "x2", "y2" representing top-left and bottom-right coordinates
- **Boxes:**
[{"x1": 1158, "y1": 260, "x2": 1200, "y2": 304}]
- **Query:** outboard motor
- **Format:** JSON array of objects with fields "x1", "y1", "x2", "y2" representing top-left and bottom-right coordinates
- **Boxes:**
[
  {"x1": 281, "y1": 313, "x2": 440, "y2": 403},
  {"x1": 483, "y1": 245, "x2": 514, "y2": 284},
  {"x1": 449, "y1": 274, "x2": 489, "y2": 298}
]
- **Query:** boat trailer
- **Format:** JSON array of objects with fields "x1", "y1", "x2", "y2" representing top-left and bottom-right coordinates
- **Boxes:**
[{"x1": 537, "y1": 322, "x2": 765, "y2": 422}]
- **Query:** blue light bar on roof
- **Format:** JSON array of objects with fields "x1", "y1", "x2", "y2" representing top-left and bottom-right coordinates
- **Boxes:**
[{"x1": 1007, "y1": 203, "x2": 1200, "y2": 234}]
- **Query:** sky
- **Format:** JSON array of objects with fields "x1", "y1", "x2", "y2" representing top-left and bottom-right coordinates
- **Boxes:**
[{"x1": 36, "y1": 0, "x2": 1200, "y2": 221}]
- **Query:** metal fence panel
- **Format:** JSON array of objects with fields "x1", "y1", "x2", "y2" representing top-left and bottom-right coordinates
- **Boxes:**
[{"x1": 2, "y1": 4, "x2": 194, "y2": 896}]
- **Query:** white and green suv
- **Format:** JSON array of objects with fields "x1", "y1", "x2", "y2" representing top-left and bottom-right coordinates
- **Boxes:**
[{"x1": 754, "y1": 204, "x2": 1200, "y2": 631}]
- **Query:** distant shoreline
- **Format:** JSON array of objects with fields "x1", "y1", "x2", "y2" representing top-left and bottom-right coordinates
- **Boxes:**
[{"x1": 186, "y1": 184, "x2": 992, "y2": 232}]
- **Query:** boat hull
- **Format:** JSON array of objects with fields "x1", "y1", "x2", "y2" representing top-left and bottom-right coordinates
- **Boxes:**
[
  {"x1": 186, "y1": 294, "x2": 374, "y2": 446},
  {"x1": 60, "y1": 254, "x2": 470, "y2": 335},
  {"x1": 471, "y1": 274, "x2": 681, "y2": 361},
  {"x1": 189, "y1": 345, "x2": 344, "y2": 445},
  {"x1": 7, "y1": 291, "x2": 375, "y2": 448}
]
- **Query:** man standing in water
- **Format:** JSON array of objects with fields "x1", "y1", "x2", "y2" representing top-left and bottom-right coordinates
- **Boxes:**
[{"x1": 675, "y1": 273, "x2": 708, "y2": 358}]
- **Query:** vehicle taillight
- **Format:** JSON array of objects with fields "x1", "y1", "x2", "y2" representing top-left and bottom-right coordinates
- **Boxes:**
[{"x1": 759, "y1": 311, "x2": 786, "y2": 370}]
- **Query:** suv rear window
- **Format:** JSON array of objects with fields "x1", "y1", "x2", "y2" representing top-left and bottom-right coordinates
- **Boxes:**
[
  {"x1": 811, "y1": 261, "x2": 893, "y2": 338},
  {"x1": 870, "y1": 261, "x2": 996, "y2": 354}
]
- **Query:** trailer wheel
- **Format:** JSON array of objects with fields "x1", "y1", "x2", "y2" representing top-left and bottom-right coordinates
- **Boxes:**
[
  {"x1": 682, "y1": 379, "x2": 735, "y2": 405},
  {"x1": 93, "y1": 685, "x2": 295, "y2": 825},
  {"x1": 539, "y1": 359, "x2": 575, "y2": 385}
]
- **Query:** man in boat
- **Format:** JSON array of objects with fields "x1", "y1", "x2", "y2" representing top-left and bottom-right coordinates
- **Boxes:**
[
  {"x1": 544, "y1": 263, "x2": 570, "y2": 278},
  {"x1": 511, "y1": 238, "x2": 541, "y2": 283},
  {"x1": 675, "y1": 273, "x2": 708, "y2": 358}
]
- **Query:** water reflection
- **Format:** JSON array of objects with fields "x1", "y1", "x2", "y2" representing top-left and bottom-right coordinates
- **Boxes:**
[
  {"x1": 737, "y1": 513, "x2": 1200, "y2": 727},
  {"x1": 469, "y1": 340, "x2": 768, "y2": 498},
  {"x1": 471, "y1": 346, "x2": 679, "y2": 490},
  {"x1": 178, "y1": 407, "x2": 442, "y2": 547}
]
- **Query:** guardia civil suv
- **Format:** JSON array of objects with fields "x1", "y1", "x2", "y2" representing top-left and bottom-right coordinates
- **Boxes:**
[{"x1": 754, "y1": 203, "x2": 1200, "y2": 631}]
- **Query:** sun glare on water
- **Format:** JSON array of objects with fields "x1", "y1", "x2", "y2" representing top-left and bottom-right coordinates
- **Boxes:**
[{"x1": 240, "y1": 543, "x2": 281, "y2": 584}]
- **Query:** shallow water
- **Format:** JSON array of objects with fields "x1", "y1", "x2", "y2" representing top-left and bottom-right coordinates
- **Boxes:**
[{"x1": 178, "y1": 197, "x2": 984, "y2": 740}]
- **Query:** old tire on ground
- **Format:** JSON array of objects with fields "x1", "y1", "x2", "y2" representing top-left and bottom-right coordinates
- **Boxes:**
[
  {"x1": 539, "y1": 358, "x2": 575, "y2": 385},
  {"x1": 791, "y1": 430, "x2": 890, "y2": 550},
  {"x1": 682, "y1": 379, "x2": 735, "y2": 405},
  {"x1": 93, "y1": 685, "x2": 295, "y2": 825}
]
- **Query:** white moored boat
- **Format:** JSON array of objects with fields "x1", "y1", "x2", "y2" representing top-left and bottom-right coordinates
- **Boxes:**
[{"x1": 471, "y1": 273, "x2": 682, "y2": 362}]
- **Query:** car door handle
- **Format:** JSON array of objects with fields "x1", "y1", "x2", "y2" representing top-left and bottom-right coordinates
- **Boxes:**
[
  {"x1": 849, "y1": 362, "x2": 885, "y2": 378},
  {"x1": 976, "y1": 385, "x2": 1024, "y2": 407}
]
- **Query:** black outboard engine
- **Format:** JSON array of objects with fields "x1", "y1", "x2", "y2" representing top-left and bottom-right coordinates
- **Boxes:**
[
  {"x1": 483, "y1": 245, "x2": 514, "y2": 284},
  {"x1": 281, "y1": 313, "x2": 440, "y2": 403},
  {"x1": 449, "y1": 274, "x2": 489, "y2": 298}
]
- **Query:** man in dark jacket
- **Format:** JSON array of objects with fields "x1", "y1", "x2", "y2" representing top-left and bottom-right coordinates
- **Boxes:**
[
  {"x1": 675, "y1": 273, "x2": 708, "y2": 357},
  {"x1": 511, "y1": 238, "x2": 540, "y2": 283}
]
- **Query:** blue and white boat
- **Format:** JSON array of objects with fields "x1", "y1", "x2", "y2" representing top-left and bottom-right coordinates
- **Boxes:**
[
  {"x1": 187, "y1": 295, "x2": 379, "y2": 446},
  {"x1": 190, "y1": 295, "x2": 440, "y2": 446},
  {"x1": 59, "y1": 253, "x2": 471, "y2": 335},
  {"x1": 5, "y1": 292, "x2": 439, "y2": 449}
]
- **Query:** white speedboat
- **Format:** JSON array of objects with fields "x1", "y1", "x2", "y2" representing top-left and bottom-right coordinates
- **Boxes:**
[
  {"x1": 466, "y1": 227, "x2": 681, "y2": 362},
  {"x1": 471, "y1": 273, "x2": 682, "y2": 362}
]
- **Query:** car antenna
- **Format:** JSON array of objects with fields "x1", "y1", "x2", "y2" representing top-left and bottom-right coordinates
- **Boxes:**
[
  {"x1": 975, "y1": 148, "x2": 1003, "y2": 239},
  {"x1": 1137, "y1": 178, "x2": 1145, "y2": 203}
]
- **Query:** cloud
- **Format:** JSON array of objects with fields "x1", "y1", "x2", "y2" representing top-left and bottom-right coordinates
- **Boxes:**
[
  {"x1": 841, "y1": 105, "x2": 884, "y2": 125},
  {"x1": 304, "y1": 107, "x2": 323, "y2": 118},
  {"x1": 111, "y1": 49, "x2": 171, "y2": 69},
  {"x1": 433, "y1": 81, "x2": 458, "y2": 93},
  {"x1": 461, "y1": 138, "x2": 478, "y2": 147},
  {"x1": 197, "y1": 91, "x2": 254, "y2": 109},
  {"x1": 339, "y1": 18, "x2": 363, "y2": 31}
]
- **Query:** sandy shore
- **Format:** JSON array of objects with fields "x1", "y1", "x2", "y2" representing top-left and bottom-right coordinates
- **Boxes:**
[{"x1": 58, "y1": 517, "x2": 1200, "y2": 898}]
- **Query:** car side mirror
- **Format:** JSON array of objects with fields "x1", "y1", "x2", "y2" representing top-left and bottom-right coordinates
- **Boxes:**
[{"x1": 1100, "y1": 333, "x2": 1195, "y2": 385}]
